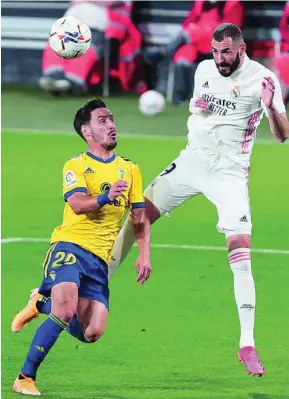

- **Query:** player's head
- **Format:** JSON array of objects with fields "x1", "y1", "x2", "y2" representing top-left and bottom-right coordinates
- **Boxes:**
[
  {"x1": 73, "y1": 98, "x2": 117, "y2": 151},
  {"x1": 211, "y1": 23, "x2": 246, "y2": 77}
]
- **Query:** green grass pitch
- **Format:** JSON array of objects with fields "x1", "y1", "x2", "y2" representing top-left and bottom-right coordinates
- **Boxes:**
[{"x1": 2, "y1": 88, "x2": 289, "y2": 398}]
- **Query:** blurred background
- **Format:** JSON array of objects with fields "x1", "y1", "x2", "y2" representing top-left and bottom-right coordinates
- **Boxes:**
[{"x1": 2, "y1": 0, "x2": 289, "y2": 104}]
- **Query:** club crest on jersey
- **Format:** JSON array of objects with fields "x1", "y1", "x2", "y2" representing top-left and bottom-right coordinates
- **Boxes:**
[
  {"x1": 232, "y1": 86, "x2": 240, "y2": 98},
  {"x1": 100, "y1": 182, "x2": 111, "y2": 193},
  {"x1": 65, "y1": 170, "x2": 77, "y2": 188}
]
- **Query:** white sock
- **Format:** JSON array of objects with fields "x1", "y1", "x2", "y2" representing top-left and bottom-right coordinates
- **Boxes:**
[
  {"x1": 108, "y1": 216, "x2": 135, "y2": 280},
  {"x1": 228, "y1": 248, "x2": 255, "y2": 348}
]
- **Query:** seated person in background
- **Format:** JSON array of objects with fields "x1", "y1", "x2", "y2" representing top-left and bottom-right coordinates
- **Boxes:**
[
  {"x1": 40, "y1": 0, "x2": 147, "y2": 96},
  {"x1": 275, "y1": 0, "x2": 289, "y2": 104},
  {"x1": 147, "y1": 0, "x2": 244, "y2": 104}
]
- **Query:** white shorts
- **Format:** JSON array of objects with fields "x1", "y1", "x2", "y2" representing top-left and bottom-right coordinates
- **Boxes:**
[{"x1": 144, "y1": 148, "x2": 252, "y2": 236}]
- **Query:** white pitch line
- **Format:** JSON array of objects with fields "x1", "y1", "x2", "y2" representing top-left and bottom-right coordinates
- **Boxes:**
[
  {"x1": 1, "y1": 128, "x2": 186, "y2": 141},
  {"x1": 151, "y1": 243, "x2": 289, "y2": 255},
  {"x1": 2, "y1": 127, "x2": 287, "y2": 145},
  {"x1": 1, "y1": 237, "x2": 289, "y2": 255},
  {"x1": 1, "y1": 237, "x2": 50, "y2": 244}
]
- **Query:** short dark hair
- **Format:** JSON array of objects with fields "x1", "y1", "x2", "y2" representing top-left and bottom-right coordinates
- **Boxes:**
[
  {"x1": 73, "y1": 98, "x2": 107, "y2": 140},
  {"x1": 213, "y1": 23, "x2": 243, "y2": 43}
]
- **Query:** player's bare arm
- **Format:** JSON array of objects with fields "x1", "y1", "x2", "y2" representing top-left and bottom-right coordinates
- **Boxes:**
[
  {"x1": 131, "y1": 208, "x2": 151, "y2": 285},
  {"x1": 262, "y1": 76, "x2": 289, "y2": 143},
  {"x1": 67, "y1": 180, "x2": 128, "y2": 214}
]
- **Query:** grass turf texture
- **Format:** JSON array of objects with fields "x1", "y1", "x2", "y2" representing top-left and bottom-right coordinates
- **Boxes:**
[{"x1": 2, "y1": 88, "x2": 289, "y2": 398}]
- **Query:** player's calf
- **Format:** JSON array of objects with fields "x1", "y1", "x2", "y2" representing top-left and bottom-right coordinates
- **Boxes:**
[{"x1": 77, "y1": 298, "x2": 108, "y2": 343}]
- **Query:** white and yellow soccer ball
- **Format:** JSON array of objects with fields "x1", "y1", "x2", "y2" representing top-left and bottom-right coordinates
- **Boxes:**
[
  {"x1": 49, "y1": 16, "x2": 91, "y2": 59},
  {"x1": 139, "y1": 90, "x2": 166, "y2": 116}
]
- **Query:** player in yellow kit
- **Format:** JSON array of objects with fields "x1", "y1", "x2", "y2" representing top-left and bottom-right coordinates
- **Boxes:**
[{"x1": 11, "y1": 98, "x2": 151, "y2": 396}]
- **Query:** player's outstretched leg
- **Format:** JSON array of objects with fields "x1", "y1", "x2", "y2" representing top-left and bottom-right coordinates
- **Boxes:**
[
  {"x1": 227, "y1": 234, "x2": 264, "y2": 377},
  {"x1": 11, "y1": 289, "x2": 91, "y2": 343},
  {"x1": 108, "y1": 197, "x2": 160, "y2": 279},
  {"x1": 13, "y1": 282, "x2": 78, "y2": 395}
]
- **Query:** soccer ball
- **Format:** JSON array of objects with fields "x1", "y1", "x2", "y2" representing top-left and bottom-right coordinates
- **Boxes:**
[
  {"x1": 139, "y1": 90, "x2": 166, "y2": 116},
  {"x1": 49, "y1": 16, "x2": 91, "y2": 59}
]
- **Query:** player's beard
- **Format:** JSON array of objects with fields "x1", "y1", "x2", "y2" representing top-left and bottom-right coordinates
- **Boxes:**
[
  {"x1": 103, "y1": 141, "x2": 117, "y2": 151},
  {"x1": 216, "y1": 52, "x2": 241, "y2": 77}
]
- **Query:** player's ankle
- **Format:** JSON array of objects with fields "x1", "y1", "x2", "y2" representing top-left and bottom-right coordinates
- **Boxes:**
[{"x1": 19, "y1": 373, "x2": 35, "y2": 380}]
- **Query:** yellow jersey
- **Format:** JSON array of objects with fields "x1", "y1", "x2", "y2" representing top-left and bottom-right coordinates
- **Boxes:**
[{"x1": 51, "y1": 152, "x2": 145, "y2": 263}]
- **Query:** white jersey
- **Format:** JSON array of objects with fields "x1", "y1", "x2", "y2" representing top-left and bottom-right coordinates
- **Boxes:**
[{"x1": 187, "y1": 54, "x2": 285, "y2": 167}]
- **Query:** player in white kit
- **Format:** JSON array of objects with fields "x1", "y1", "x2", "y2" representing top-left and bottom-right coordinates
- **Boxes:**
[{"x1": 111, "y1": 24, "x2": 289, "y2": 375}]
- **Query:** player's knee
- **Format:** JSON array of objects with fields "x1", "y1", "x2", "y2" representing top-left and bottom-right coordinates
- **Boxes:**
[
  {"x1": 55, "y1": 308, "x2": 76, "y2": 323},
  {"x1": 52, "y1": 300, "x2": 77, "y2": 323},
  {"x1": 84, "y1": 326, "x2": 105, "y2": 343}
]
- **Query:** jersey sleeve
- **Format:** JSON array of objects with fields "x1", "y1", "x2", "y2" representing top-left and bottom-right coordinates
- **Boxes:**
[
  {"x1": 189, "y1": 62, "x2": 205, "y2": 115},
  {"x1": 129, "y1": 163, "x2": 145, "y2": 209},
  {"x1": 262, "y1": 72, "x2": 286, "y2": 117},
  {"x1": 63, "y1": 158, "x2": 88, "y2": 202}
]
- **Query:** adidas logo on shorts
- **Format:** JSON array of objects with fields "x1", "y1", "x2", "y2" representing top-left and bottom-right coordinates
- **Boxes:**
[{"x1": 239, "y1": 215, "x2": 248, "y2": 222}]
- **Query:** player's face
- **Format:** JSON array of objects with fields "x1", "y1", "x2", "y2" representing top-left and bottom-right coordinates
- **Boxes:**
[
  {"x1": 212, "y1": 37, "x2": 245, "y2": 77},
  {"x1": 85, "y1": 108, "x2": 117, "y2": 150}
]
